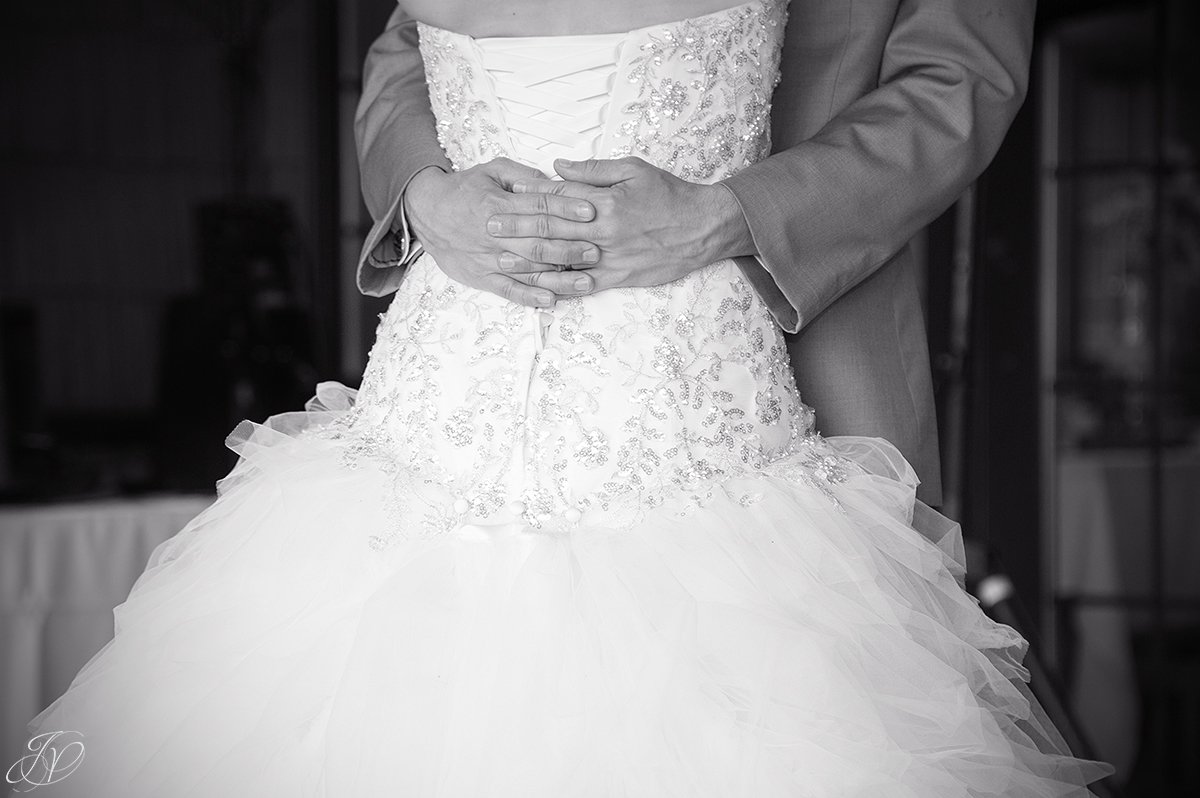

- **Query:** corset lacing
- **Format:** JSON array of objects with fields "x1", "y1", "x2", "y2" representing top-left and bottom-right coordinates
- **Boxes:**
[
  {"x1": 475, "y1": 34, "x2": 627, "y2": 511},
  {"x1": 474, "y1": 34, "x2": 624, "y2": 178}
]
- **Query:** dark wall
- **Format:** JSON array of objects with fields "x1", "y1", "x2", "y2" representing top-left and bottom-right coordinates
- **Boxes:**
[{"x1": 1, "y1": 1, "x2": 324, "y2": 418}]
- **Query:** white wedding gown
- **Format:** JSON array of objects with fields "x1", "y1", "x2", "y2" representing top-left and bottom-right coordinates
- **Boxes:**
[{"x1": 15, "y1": 1, "x2": 1112, "y2": 795}]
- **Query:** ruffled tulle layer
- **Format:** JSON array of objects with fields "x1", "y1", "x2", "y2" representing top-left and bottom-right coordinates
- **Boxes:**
[{"x1": 17, "y1": 384, "x2": 1112, "y2": 797}]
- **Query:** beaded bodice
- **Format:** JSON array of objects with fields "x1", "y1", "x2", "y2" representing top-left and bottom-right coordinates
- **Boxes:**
[
  {"x1": 334, "y1": 0, "x2": 848, "y2": 545},
  {"x1": 421, "y1": 0, "x2": 786, "y2": 182}
]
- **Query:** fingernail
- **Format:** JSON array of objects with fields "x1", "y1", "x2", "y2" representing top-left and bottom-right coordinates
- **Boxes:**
[
  {"x1": 574, "y1": 203, "x2": 593, "y2": 220},
  {"x1": 582, "y1": 248, "x2": 599, "y2": 264},
  {"x1": 498, "y1": 253, "x2": 516, "y2": 272},
  {"x1": 511, "y1": 181, "x2": 527, "y2": 193},
  {"x1": 555, "y1": 158, "x2": 573, "y2": 168},
  {"x1": 487, "y1": 218, "x2": 501, "y2": 235},
  {"x1": 574, "y1": 276, "x2": 591, "y2": 291},
  {"x1": 536, "y1": 293, "x2": 554, "y2": 307}
]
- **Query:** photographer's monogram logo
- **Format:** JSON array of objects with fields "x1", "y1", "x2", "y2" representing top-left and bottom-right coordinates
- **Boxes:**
[{"x1": 6, "y1": 731, "x2": 86, "y2": 792}]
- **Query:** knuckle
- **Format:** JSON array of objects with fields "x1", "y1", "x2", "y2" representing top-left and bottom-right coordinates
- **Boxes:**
[
  {"x1": 534, "y1": 193, "x2": 551, "y2": 214},
  {"x1": 530, "y1": 241, "x2": 547, "y2": 263}
]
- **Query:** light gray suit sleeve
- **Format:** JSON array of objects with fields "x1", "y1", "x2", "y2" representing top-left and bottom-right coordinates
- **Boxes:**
[
  {"x1": 354, "y1": 5, "x2": 452, "y2": 298},
  {"x1": 722, "y1": 0, "x2": 1036, "y2": 333}
]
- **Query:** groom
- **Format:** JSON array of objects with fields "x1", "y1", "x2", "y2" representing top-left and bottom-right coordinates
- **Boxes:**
[{"x1": 353, "y1": 0, "x2": 1036, "y2": 509}]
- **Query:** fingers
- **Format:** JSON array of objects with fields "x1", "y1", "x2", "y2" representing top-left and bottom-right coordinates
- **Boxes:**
[
  {"x1": 499, "y1": 238, "x2": 600, "y2": 267},
  {"x1": 479, "y1": 273, "x2": 556, "y2": 308},
  {"x1": 510, "y1": 269, "x2": 594, "y2": 296},
  {"x1": 485, "y1": 157, "x2": 547, "y2": 182},
  {"x1": 508, "y1": 177, "x2": 596, "y2": 200},
  {"x1": 497, "y1": 252, "x2": 595, "y2": 274},
  {"x1": 503, "y1": 191, "x2": 596, "y2": 221},
  {"x1": 552, "y1": 157, "x2": 637, "y2": 186},
  {"x1": 487, "y1": 213, "x2": 593, "y2": 242},
  {"x1": 476, "y1": 269, "x2": 595, "y2": 310}
]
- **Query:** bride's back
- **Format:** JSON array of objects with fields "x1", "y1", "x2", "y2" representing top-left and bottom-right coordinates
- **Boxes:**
[
  {"x1": 346, "y1": 0, "x2": 803, "y2": 532},
  {"x1": 399, "y1": 0, "x2": 751, "y2": 37}
]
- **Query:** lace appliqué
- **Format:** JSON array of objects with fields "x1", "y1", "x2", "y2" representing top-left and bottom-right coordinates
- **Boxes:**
[
  {"x1": 612, "y1": 0, "x2": 787, "y2": 181},
  {"x1": 419, "y1": 25, "x2": 507, "y2": 171}
]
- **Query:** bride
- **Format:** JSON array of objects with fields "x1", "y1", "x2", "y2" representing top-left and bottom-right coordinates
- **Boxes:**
[{"x1": 13, "y1": 0, "x2": 1113, "y2": 795}]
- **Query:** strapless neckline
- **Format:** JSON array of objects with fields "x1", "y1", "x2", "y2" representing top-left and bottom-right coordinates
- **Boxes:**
[
  {"x1": 420, "y1": 0, "x2": 764, "y2": 44},
  {"x1": 414, "y1": 0, "x2": 782, "y2": 179}
]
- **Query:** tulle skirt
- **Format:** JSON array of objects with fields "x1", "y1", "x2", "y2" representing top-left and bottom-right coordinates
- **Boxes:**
[{"x1": 14, "y1": 385, "x2": 1113, "y2": 797}]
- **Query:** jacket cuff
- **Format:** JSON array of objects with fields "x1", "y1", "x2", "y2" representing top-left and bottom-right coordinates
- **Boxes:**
[
  {"x1": 355, "y1": 165, "x2": 445, "y2": 297},
  {"x1": 717, "y1": 182, "x2": 802, "y2": 333},
  {"x1": 734, "y1": 255, "x2": 800, "y2": 334}
]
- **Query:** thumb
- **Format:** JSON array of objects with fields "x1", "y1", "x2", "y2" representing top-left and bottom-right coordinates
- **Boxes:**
[
  {"x1": 553, "y1": 158, "x2": 630, "y2": 187},
  {"x1": 490, "y1": 157, "x2": 547, "y2": 188}
]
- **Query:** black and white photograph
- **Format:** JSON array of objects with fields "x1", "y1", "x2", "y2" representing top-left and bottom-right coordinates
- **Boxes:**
[{"x1": 2, "y1": 0, "x2": 1197, "y2": 795}]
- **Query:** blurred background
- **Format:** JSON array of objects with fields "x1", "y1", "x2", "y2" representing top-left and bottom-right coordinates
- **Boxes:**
[{"x1": 1, "y1": 0, "x2": 1197, "y2": 794}]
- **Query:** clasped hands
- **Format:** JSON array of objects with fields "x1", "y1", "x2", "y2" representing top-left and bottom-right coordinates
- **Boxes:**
[{"x1": 402, "y1": 155, "x2": 755, "y2": 307}]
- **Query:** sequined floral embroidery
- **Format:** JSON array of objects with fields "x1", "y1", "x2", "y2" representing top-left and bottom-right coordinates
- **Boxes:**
[
  {"x1": 612, "y1": 0, "x2": 787, "y2": 180},
  {"x1": 418, "y1": 26, "x2": 507, "y2": 170}
]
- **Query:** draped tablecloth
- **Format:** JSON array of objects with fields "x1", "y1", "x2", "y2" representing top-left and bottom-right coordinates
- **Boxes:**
[{"x1": 0, "y1": 495, "x2": 213, "y2": 765}]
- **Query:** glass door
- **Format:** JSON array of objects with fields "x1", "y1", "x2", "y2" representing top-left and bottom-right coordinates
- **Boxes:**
[{"x1": 1038, "y1": 3, "x2": 1200, "y2": 794}]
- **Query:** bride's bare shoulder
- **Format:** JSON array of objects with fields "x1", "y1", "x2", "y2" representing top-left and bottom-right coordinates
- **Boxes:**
[{"x1": 396, "y1": 0, "x2": 753, "y2": 37}]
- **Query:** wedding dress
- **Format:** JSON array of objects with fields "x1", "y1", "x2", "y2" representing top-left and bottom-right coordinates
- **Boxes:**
[{"x1": 14, "y1": 1, "x2": 1112, "y2": 795}]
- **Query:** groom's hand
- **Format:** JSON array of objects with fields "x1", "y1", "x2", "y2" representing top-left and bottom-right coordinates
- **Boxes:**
[
  {"x1": 495, "y1": 157, "x2": 756, "y2": 291},
  {"x1": 404, "y1": 158, "x2": 602, "y2": 307}
]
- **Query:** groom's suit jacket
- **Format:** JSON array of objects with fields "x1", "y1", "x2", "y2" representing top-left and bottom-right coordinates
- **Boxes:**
[{"x1": 353, "y1": 0, "x2": 1037, "y2": 507}]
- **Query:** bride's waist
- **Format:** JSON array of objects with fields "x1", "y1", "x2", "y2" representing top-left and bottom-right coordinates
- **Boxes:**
[
  {"x1": 336, "y1": 410, "x2": 808, "y2": 534},
  {"x1": 410, "y1": 250, "x2": 742, "y2": 297}
]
